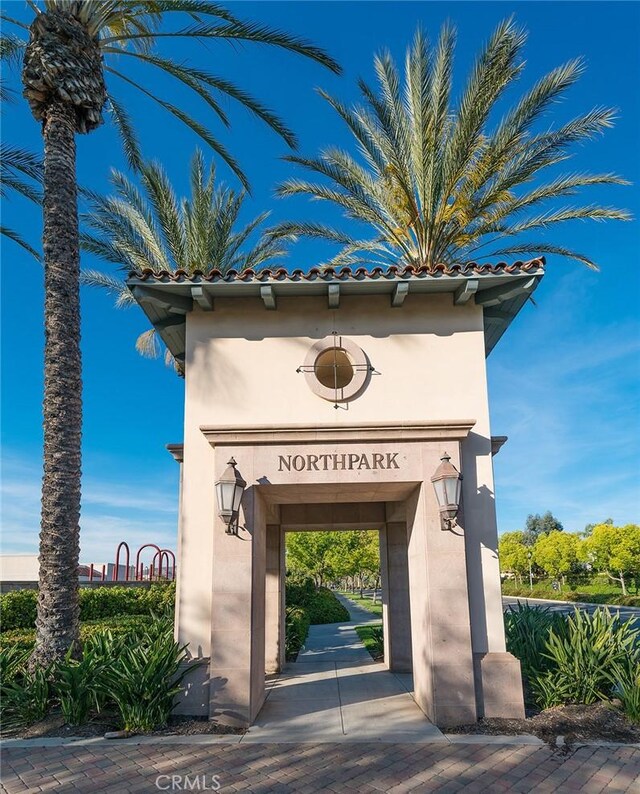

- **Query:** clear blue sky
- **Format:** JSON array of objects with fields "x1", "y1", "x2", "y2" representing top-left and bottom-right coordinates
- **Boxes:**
[{"x1": 1, "y1": 1, "x2": 639, "y2": 562}]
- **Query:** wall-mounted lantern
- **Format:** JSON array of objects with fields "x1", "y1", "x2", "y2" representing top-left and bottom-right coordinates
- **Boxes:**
[
  {"x1": 431, "y1": 452, "x2": 462, "y2": 530},
  {"x1": 215, "y1": 457, "x2": 246, "y2": 535}
]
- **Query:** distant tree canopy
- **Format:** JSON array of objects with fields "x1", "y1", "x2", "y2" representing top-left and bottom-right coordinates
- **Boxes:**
[
  {"x1": 498, "y1": 521, "x2": 640, "y2": 594},
  {"x1": 579, "y1": 523, "x2": 640, "y2": 596},
  {"x1": 583, "y1": 518, "x2": 614, "y2": 537},
  {"x1": 498, "y1": 531, "x2": 531, "y2": 584},
  {"x1": 523, "y1": 511, "x2": 564, "y2": 546},
  {"x1": 533, "y1": 531, "x2": 579, "y2": 584},
  {"x1": 286, "y1": 531, "x2": 380, "y2": 590}
]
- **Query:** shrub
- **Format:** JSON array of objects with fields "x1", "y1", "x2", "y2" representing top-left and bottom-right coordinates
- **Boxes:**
[
  {"x1": 540, "y1": 608, "x2": 640, "y2": 706},
  {"x1": 0, "y1": 590, "x2": 37, "y2": 632},
  {"x1": 506, "y1": 605, "x2": 640, "y2": 713},
  {"x1": 286, "y1": 581, "x2": 349, "y2": 625},
  {"x1": 0, "y1": 646, "x2": 30, "y2": 683},
  {"x1": 54, "y1": 643, "x2": 107, "y2": 726},
  {"x1": 0, "y1": 583, "x2": 176, "y2": 633},
  {"x1": 610, "y1": 656, "x2": 640, "y2": 724},
  {"x1": 0, "y1": 667, "x2": 50, "y2": 733},
  {"x1": 285, "y1": 606, "x2": 310, "y2": 660},
  {"x1": 0, "y1": 614, "x2": 157, "y2": 653},
  {"x1": 504, "y1": 604, "x2": 565, "y2": 682},
  {"x1": 104, "y1": 624, "x2": 191, "y2": 732}
]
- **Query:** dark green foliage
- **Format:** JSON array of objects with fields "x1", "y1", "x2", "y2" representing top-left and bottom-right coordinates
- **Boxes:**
[
  {"x1": 354, "y1": 623, "x2": 384, "y2": 660},
  {"x1": 0, "y1": 590, "x2": 38, "y2": 632},
  {"x1": 0, "y1": 583, "x2": 175, "y2": 632},
  {"x1": 0, "y1": 616, "x2": 187, "y2": 734},
  {"x1": 536, "y1": 608, "x2": 639, "y2": 708},
  {"x1": 0, "y1": 614, "x2": 157, "y2": 653},
  {"x1": 504, "y1": 603, "x2": 566, "y2": 682},
  {"x1": 54, "y1": 644, "x2": 105, "y2": 726},
  {"x1": 103, "y1": 623, "x2": 191, "y2": 732},
  {"x1": 285, "y1": 576, "x2": 349, "y2": 624},
  {"x1": 610, "y1": 656, "x2": 640, "y2": 724},
  {"x1": 284, "y1": 576, "x2": 349, "y2": 659},
  {"x1": 505, "y1": 604, "x2": 640, "y2": 723},
  {"x1": 523, "y1": 511, "x2": 564, "y2": 546},
  {"x1": 284, "y1": 606, "x2": 310, "y2": 661},
  {"x1": 305, "y1": 587, "x2": 350, "y2": 624},
  {"x1": 0, "y1": 646, "x2": 30, "y2": 684},
  {"x1": 0, "y1": 666, "x2": 51, "y2": 732}
]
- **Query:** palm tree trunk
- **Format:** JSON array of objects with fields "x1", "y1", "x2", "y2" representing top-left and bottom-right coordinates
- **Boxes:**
[{"x1": 31, "y1": 100, "x2": 82, "y2": 668}]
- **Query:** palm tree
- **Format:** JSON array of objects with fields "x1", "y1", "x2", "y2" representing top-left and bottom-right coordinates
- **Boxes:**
[
  {"x1": 3, "y1": 1, "x2": 339, "y2": 668},
  {"x1": 270, "y1": 20, "x2": 629, "y2": 270},
  {"x1": 81, "y1": 150, "x2": 288, "y2": 367}
]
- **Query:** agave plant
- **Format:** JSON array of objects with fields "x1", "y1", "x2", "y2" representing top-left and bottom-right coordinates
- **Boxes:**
[
  {"x1": 271, "y1": 19, "x2": 630, "y2": 270},
  {"x1": 81, "y1": 149, "x2": 289, "y2": 365}
]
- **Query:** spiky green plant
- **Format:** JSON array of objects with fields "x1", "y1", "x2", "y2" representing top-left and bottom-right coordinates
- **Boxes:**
[
  {"x1": 271, "y1": 19, "x2": 630, "y2": 270},
  {"x1": 104, "y1": 624, "x2": 192, "y2": 733},
  {"x1": 81, "y1": 149, "x2": 289, "y2": 365}
]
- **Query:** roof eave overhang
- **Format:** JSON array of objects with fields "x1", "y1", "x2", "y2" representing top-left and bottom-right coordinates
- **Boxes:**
[{"x1": 126, "y1": 266, "x2": 544, "y2": 363}]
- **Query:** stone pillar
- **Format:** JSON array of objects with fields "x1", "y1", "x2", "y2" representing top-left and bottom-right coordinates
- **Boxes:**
[
  {"x1": 209, "y1": 456, "x2": 267, "y2": 728},
  {"x1": 462, "y1": 432, "x2": 525, "y2": 719},
  {"x1": 380, "y1": 523, "x2": 412, "y2": 672},
  {"x1": 265, "y1": 524, "x2": 284, "y2": 674},
  {"x1": 406, "y1": 443, "x2": 477, "y2": 727}
]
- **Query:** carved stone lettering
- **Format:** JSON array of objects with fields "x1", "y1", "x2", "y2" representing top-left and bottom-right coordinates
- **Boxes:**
[{"x1": 277, "y1": 452, "x2": 402, "y2": 472}]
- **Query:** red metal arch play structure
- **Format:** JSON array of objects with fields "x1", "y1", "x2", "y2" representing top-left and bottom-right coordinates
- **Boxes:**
[{"x1": 86, "y1": 541, "x2": 176, "y2": 582}]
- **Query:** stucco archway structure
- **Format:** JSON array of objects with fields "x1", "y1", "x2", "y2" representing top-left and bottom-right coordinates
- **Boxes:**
[{"x1": 128, "y1": 259, "x2": 544, "y2": 728}]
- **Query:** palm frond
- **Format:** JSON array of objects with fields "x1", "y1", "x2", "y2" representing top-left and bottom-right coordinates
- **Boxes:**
[
  {"x1": 274, "y1": 19, "x2": 629, "y2": 270},
  {"x1": 82, "y1": 149, "x2": 290, "y2": 365},
  {"x1": 0, "y1": 225, "x2": 41, "y2": 260},
  {"x1": 106, "y1": 96, "x2": 143, "y2": 172},
  {"x1": 106, "y1": 66, "x2": 250, "y2": 191}
]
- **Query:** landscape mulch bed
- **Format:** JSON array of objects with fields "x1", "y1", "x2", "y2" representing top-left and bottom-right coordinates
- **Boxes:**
[
  {"x1": 5, "y1": 714, "x2": 243, "y2": 739},
  {"x1": 445, "y1": 703, "x2": 640, "y2": 745}
]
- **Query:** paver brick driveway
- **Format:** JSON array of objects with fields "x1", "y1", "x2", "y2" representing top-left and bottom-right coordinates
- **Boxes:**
[{"x1": 2, "y1": 742, "x2": 639, "y2": 793}]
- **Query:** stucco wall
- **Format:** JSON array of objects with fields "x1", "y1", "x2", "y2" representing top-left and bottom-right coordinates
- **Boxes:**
[{"x1": 177, "y1": 292, "x2": 503, "y2": 661}]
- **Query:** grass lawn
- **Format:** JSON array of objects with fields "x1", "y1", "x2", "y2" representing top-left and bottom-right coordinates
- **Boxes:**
[
  {"x1": 338, "y1": 591, "x2": 383, "y2": 617},
  {"x1": 354, "y1": 622, "x2": 383, "y2": 660}
]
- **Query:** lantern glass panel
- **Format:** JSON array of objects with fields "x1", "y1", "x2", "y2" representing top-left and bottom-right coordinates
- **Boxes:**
[
  {"x1": 232, "y1": 483, "x2": 244, "y2": 512},
  {"x1": 216, "y1": 480, "x2": 235, "y2": 515},
  {"x1": 444, "y1": 475, "x2": 461, "y2": 506},
  {"x1": 433, "y1": 478, "x2": 447, "y2": 507}
]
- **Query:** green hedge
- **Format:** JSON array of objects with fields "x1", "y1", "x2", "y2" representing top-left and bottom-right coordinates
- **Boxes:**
[
  {"x1": 285, "y1": 577, "x2": 349, "y2": 625},
  {"x1": 284, "y1": 606, "x2": 310, "y2": 661},
  {"x1": 0, "y1": 614, "x2": 157, "y2": 652},
  {"x1": 0, "y1": 583, "x2": 175, "y2": 632}
]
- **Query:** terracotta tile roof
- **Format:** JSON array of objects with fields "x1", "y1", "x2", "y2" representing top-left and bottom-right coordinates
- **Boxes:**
[{"x1": 130, "y1": 258, "x2": 545, "y2": 283}]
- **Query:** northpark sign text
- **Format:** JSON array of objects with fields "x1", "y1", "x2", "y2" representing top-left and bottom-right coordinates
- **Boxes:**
[{"x1": 278, "y1": 452, "x2": 400, "y2": 472}]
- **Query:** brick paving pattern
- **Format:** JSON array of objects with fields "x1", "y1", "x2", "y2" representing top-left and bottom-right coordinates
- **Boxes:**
[{"x1": 1, "y1": 743, "x2": 639, "y2": 793}]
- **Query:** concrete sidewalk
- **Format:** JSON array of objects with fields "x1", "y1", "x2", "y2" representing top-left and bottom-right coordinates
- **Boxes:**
[{"x1": 243, "y1": 592, "x2": 444, "y2": 743}]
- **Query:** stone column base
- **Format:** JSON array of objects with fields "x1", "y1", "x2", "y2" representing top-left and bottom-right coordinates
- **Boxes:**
[
  {"x1": 474, "y1": 652, "x2": 526, "y2": 719},
  {"x1": 173, "y1": 658, "x2": 210, "y2": 717}
]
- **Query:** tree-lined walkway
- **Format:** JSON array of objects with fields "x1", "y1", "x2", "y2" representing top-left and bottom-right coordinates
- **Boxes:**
[{"x1": 243, "y1": 591, "x2": 439, "y2": 742}]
